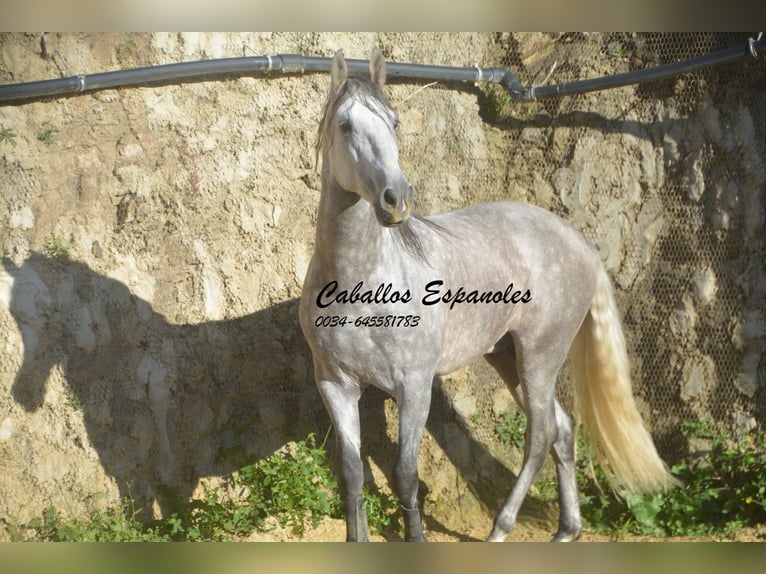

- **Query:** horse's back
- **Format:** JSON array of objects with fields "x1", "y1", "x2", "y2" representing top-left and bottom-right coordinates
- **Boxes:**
[
  {"x1": 426, "y1": 200, "x2": 599, "y2": 270},
  {"x1": 417, "y1": 200, "x2": 602, "y2": 373}
]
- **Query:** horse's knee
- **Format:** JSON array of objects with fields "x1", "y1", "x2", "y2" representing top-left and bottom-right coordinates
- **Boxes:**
[{"x1": 393, "y1": 460, "x2": 420, "y2": 505}]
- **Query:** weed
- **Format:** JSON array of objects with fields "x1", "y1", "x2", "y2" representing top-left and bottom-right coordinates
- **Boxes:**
[
  {"x1": 478, "y1": 85, "x2": 512, "y2": 120},
  {"x1": 158, "y1": 431, "x2": 344, "y2": 540},
  {"x1": 233, "y1": 430, "x2": 343, "y2": 536},
  {"x1": 9, "y1": 498, "x2": 164, "y2": 542},
  {"x1": 494, "y1": 410, "x2": 526, "y2": 451},
  {"x1": 493, "y1": 411, "x2": 766, "y2": 537},
  {"x1": 5, "y1": 433, "x2": 341, "y2": 541},
  {"x1": 363, "y1": 481, "x2": 402, "y2": 537},
  {"x1": 43, "y1": 234, "x2": 74, "y2": 258},
  {"x1": 579, "y1": 420, "x2": 766, "y2": 537},
  {"x1": 65, "y1": 388, "x2": 81, "y2": 410},
  {"x1": 37, "y1": 126, "x2": 57, "y2": 145},
  {"x1": 609, "y1": 43, "x2": 627, "y2": 58},
  {"x1": 0, "y1": 126, "x2": 16, "y2": 146},
  {"x1": 21, "y1": 419, "x2": 763, "y2": 541},
  {"x1": 533, "y1": 475, "x2": 559, "y2": 501},
  {"x1": 2, "y1": 429, "x2": 415, "y2": 542}
]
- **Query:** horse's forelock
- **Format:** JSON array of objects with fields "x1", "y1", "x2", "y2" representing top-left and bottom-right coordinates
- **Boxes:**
[{"x1": 315, "y1": 77, "x2": 393, "y2": 164}]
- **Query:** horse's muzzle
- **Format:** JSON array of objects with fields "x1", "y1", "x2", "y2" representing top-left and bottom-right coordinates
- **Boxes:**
[{"x1": 377, "y1": 183, "x2": 413, "y2": 226}]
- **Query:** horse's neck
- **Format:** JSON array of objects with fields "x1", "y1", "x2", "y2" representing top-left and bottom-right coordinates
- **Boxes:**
[{"x1": 313, "y1": 165, "x2": 394, "y2": 278}]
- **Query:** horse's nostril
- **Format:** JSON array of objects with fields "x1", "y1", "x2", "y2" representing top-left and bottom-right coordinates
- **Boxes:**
[{"x1": 383, "y1": 188, "x2": 398, "y2": 207}]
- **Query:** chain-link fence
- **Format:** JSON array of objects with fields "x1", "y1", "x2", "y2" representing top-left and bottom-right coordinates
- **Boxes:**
[{"x1": 393, "y1": 33, "x2": 765, "y2": 460}]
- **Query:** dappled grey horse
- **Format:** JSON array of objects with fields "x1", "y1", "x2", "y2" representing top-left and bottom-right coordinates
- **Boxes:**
[{"x1": 299, "y1": 49, "x2": 678, "y2": 542}]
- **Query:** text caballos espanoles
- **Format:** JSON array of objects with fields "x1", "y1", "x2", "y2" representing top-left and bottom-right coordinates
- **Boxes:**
[{"x1": 316, "y1": 280, "x2": 531, "y2": 311}]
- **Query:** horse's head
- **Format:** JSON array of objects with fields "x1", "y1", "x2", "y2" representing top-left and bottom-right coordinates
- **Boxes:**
[
  {"x1": 2, "y1": 255, "x2": 55, "y2": 411},
  {"x1": 319, "y1": 48, "x2": 413, "y2": 227}
]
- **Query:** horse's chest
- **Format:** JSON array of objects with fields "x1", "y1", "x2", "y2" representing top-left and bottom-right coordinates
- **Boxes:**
[{"x1": 300, "y1": 292, "x2": 442, "y2": 386}]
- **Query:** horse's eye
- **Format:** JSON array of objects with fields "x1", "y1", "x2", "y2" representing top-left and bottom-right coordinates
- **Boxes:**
[{"x1": 339, "y1": 121, "x2": 352, "y2": 135}]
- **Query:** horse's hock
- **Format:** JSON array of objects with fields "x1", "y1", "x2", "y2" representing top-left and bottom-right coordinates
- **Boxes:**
[{"x1": 1, "y1": 33, "x2": 764, "y2": 534}]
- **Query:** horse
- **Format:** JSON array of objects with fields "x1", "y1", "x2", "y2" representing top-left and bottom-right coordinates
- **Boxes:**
[{"x1": 298, "y1": 48, "x2": 678, "y2": 542}]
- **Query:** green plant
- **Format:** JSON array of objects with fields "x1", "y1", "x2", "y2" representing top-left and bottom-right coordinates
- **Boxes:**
[
  {"x1": 579, "y1": 420, "x2": 766, "y2": 537},
  {"x1": 231, "y1": 430, "x2": 343, "y2": 536},
  {"x1": 533, "y1": 475, "x2": 559, "y2": 501},
  {"x1": 609, "y1": 43, "x2": 627, "y2": 58},
  {"x1": 37, "y1": 126, "x2": 57, "y2": 145},
  {"x1": 5, "y1": 432, "x2": 346, "y2": 542},
  {"x1": 495, "y1": 410, "x2": 526, "y2": 451},
  {"x1": 478, "y1": 85, "x2": 512, "y2": 120},
  {"x1": 156, "y1": 431, "x2": 344, "y2": 540},
  {"x1": 153, "y1": 482, "x2": 234, "y2": 541},
  {"x1": 9, "y1": 498, "x2": 165, "y2": 542},
  {"x1": 0, "y1": 126, "x2": 16, "y2": 146},
  {"x1": 65, "y1": 388, "x2": 81, "y2": 410},
  {"x1": 43, "y1": 234, "x2": 74, "y2": 258},
  {"x1": 362, "y1": 481, "x2": 402, "y2": 537}
]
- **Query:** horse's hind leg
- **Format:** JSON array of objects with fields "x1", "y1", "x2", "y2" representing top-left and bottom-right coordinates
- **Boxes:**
[
  {"x1": 484, "y1": 348, "x2": 582, "y2": 542},
  {"x1": 316, "y1": 378, "x2": 369, "y2": 542},
  {"x1": 485, "y1": 362, "x2": 558, "y2": 542},
  {"x1": 547, "y1": 401, "x2": 582, "y2": 541}
]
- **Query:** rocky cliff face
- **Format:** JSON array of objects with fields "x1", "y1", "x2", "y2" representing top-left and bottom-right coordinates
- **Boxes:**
[{"x1": 1, "y1": 33, "x2": 763, "y2": 535}]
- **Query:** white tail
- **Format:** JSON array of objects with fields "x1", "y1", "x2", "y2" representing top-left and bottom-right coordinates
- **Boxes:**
[{"x1": 570, "y1": 266, "x2": 680, "y2": 494}]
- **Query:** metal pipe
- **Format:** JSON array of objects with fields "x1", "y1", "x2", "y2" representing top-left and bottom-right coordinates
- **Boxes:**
[
  {"x1": 1, "y1": 36, "x2": 763, "y2": 105},
  {"x1": 519, "y1": 38, "x2": 766, "y2": 101},
  {"x1": 0, "y1": 54, "x2": 521, "y2": 104}
]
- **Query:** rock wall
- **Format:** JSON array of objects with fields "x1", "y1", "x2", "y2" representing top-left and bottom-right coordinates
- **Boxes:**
[{"x1": 1, "y1": 33, "x2": 764, "y2": 534}]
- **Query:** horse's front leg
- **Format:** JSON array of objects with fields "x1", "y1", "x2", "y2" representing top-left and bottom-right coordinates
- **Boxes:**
[
  {"x1": 316, "y1": 378, "x2": 369, "y2": 542},
  {"x1": 393, "y1": 380, "x2": 433, "y2": 542}
]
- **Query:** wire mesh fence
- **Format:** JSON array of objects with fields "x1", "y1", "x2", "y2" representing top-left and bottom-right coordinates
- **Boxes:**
[{"x1": 392, "y1": 33, "x2": 765, "y2": 460}]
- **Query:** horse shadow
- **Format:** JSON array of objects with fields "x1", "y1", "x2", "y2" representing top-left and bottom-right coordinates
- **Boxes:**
[
  {"x1": 3, "y1": 252, "x2": 542, "y2": 537},
  {"x1": 3, "y1": 252, "x2": 328, "y2": 520}
]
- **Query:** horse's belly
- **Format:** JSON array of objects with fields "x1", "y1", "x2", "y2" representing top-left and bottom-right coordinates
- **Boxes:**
[{"x1": 434, "y1": 308, "x2": 517, "y2": 376}]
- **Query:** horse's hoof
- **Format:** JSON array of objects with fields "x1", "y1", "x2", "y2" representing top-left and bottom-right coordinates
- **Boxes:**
[
  {"x1": 485, "y1": 529, "x2": 509, "y2": 542},
  {"x1": 550, "y1": 529, "x2": 582, "y2": 542},
  {"x1": 406, "y1": 533, "x2": 428, "y2": 542}
]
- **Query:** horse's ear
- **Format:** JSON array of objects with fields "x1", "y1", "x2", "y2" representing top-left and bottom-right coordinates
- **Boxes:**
[
  {"x1": 369, "y1": 48, "x2": 386, "y2": 88},
  {"x1": 330, "y1": 49, "x2": 347, "y2": 94}
]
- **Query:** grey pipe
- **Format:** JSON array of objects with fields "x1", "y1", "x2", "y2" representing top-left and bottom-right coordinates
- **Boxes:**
[
  {"x1": 525, "y1": 38, "x2": 765, "y2": 100},
  {"x1": 1, "y1": 36, "x2": 762, "y2": 105},
  {"x1": 0, "y1": 54, "x2": 519, "y2": 105}
]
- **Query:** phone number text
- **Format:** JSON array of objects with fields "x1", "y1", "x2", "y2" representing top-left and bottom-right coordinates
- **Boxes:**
[{"x1": 314, "y1": 315, "x2": 421, "y2": 328}]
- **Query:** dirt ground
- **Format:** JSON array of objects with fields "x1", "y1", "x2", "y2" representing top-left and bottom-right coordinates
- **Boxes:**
[{"x1": 246, "y1": 515, "x2": 766, "y2": 543}]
